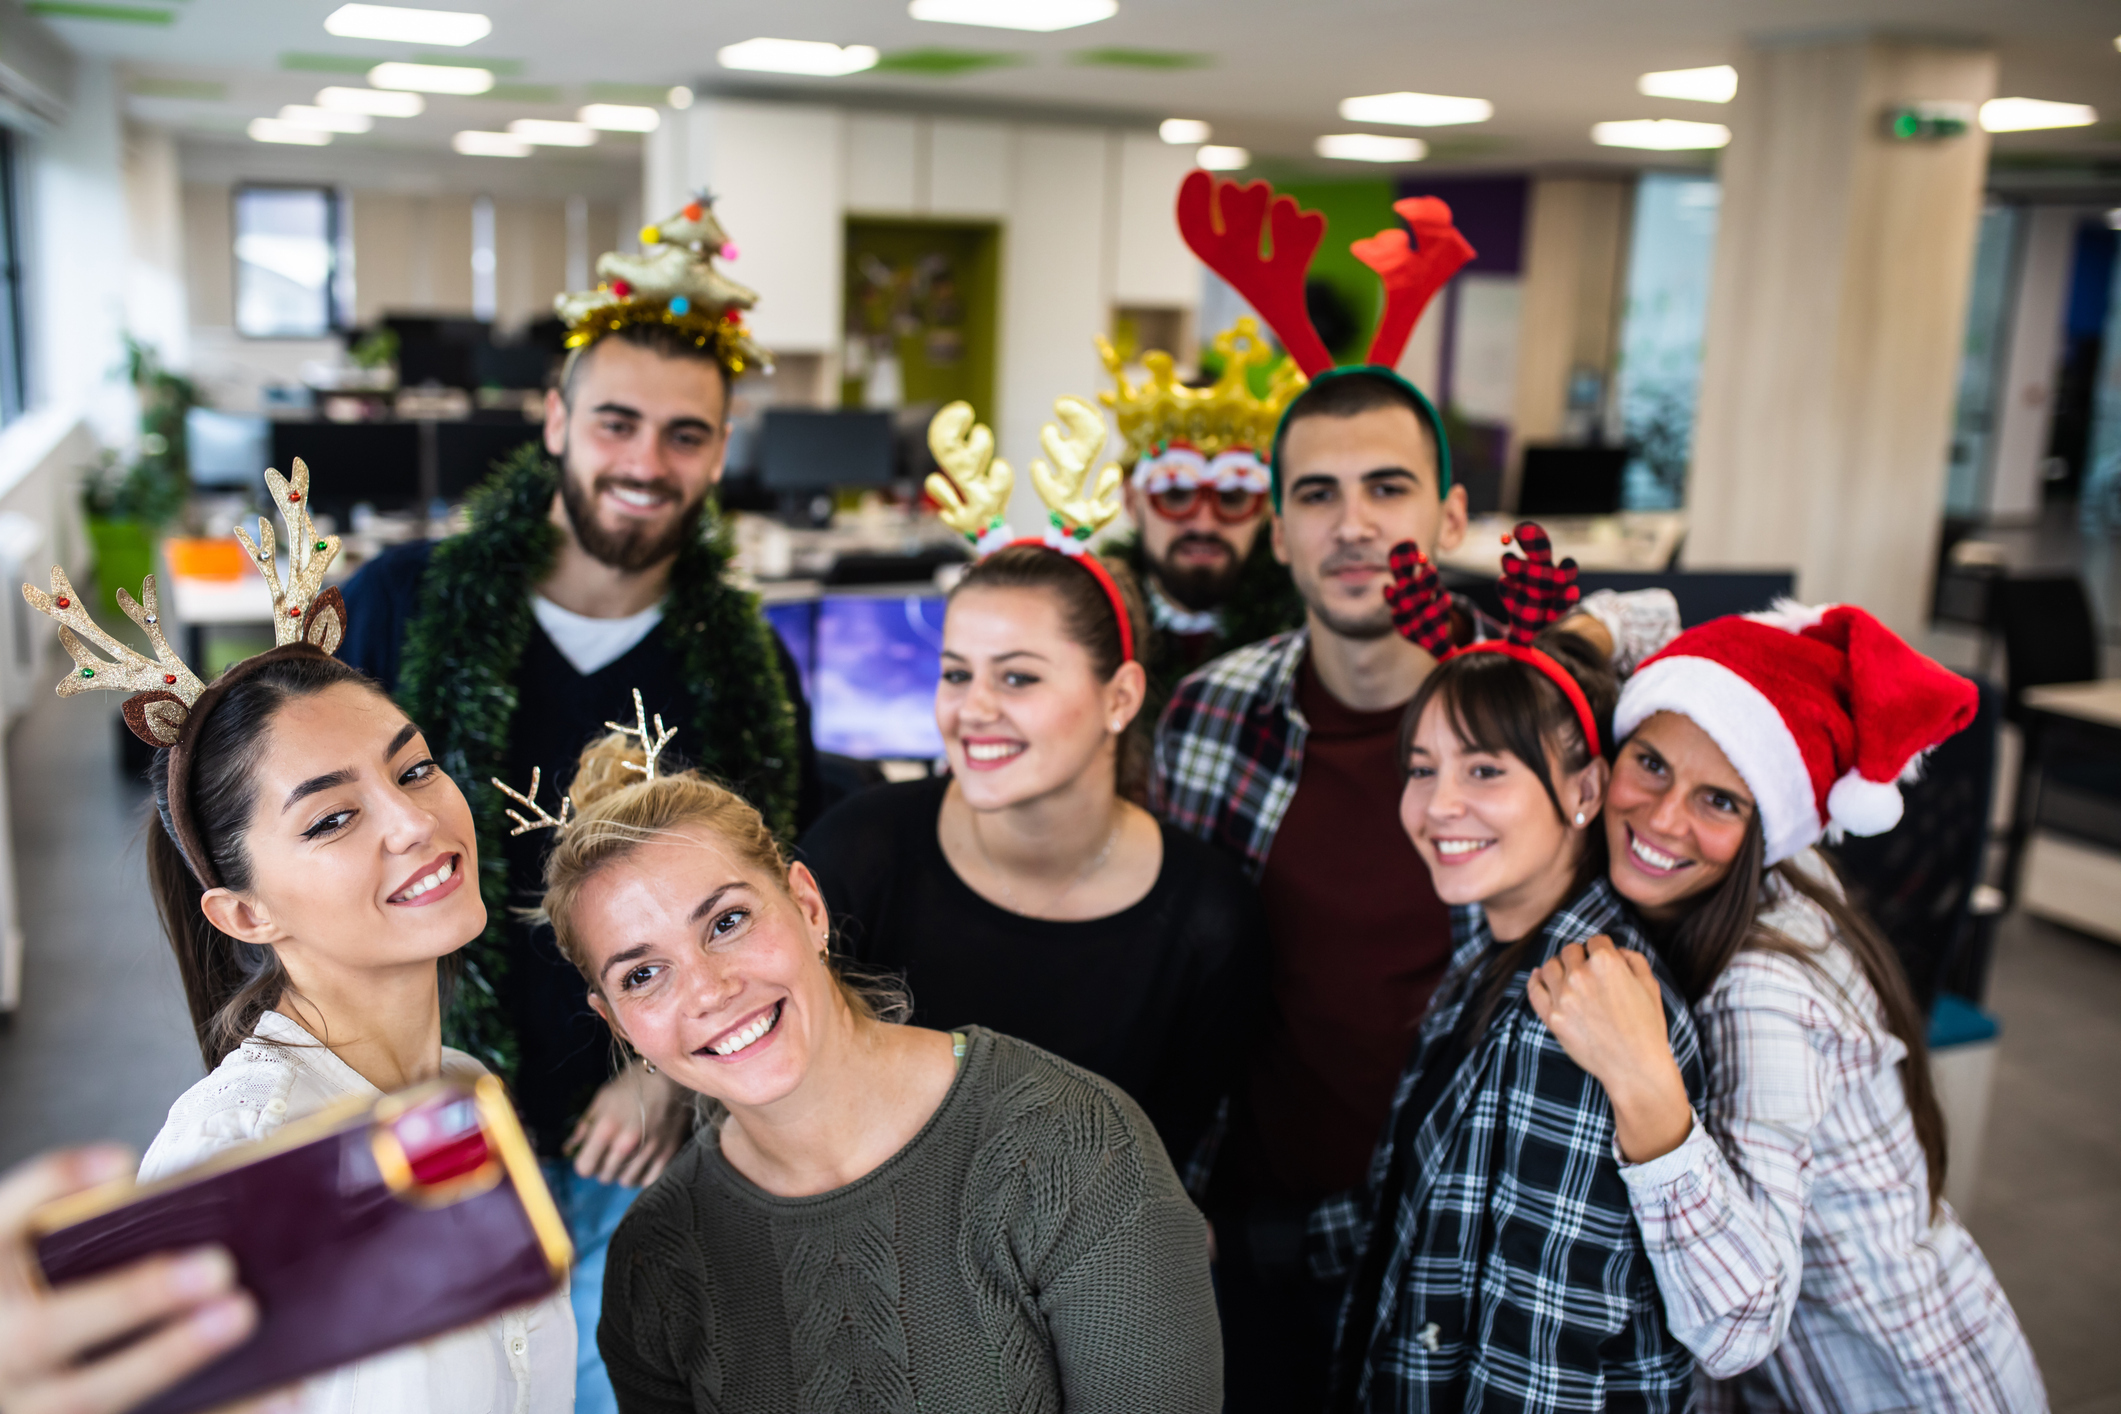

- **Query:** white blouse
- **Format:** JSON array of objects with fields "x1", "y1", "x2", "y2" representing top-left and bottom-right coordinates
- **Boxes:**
[{"x1": 140, "y1": 1011, "x2": 575, "y2": 1414}]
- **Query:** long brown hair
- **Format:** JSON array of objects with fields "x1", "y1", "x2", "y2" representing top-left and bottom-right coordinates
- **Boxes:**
[
  {"x1": 1400, "y1": 625, "x2": 1618, "y2": 1034},
  {"x1": 1647, "y1": 797, "x2": 1950, "y2": 1215},
  {"x1": 947, "y1": 543, "x2": 1153, "y2": 800},
  {"x1": 146, "y1": 654, "x2": 385, "y2": 1069}
]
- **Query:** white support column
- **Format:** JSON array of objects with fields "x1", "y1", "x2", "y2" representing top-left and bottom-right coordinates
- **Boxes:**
[{"x1": 1986, "y1": 206, "x2": 2078, "y2": 521}]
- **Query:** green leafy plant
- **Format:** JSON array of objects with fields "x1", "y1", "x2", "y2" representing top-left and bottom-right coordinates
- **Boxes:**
[{"x1": 86, "y1": 336, "x2": 200, "y2": 529}]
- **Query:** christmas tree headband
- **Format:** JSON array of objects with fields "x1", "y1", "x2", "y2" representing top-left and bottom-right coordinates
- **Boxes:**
[
  {"x1": 925, "y1": 397, "x2": 1135, "y2": 664},
  {"x1": 1175, "y1": 171, "x2": 1475, "y2": 508},
  {"x1": 1385, "y1": 520, "x2": 1600, "y2": 760},
  {"x1": 554, "y1": 191, "x2": 771, "y2": 378},
  {"x1": 20, "y1": 460, "x2": 350, "y2": 888}
]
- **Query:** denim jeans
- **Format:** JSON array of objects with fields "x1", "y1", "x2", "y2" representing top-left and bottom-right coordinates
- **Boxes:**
[{"x1": 540, "y1": 1160, "x2": 644, "y2": 1414}]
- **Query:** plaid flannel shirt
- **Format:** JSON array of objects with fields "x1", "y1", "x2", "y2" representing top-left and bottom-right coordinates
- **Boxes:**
[
  {"x1": 1622, "y1": 858, "x2": 2046, "y2": 1413},
  {"x1": 1314, "y1": 879, "x2": 1706, "y2": 1414},
  {"x1": 1150, "y1": 599, "x2": 1496, "y2": 879}
]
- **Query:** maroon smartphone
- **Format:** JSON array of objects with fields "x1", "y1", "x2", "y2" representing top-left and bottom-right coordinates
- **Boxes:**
[{"x1": 32, "y1": 1075, "x2": 572, "y2": 1414}]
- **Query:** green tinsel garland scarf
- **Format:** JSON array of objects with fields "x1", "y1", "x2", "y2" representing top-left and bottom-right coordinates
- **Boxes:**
[{"x1": 397, "y1": 445, "x2": 800, "y2": 1077}]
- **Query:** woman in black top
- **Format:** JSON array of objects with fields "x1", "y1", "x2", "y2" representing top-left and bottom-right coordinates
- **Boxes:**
[{"x1": 801, "y1": 544, "x2": 1266, "y2": 1177}]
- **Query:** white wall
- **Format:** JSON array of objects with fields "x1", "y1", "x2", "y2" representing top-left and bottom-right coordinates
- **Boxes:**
[
  {"x1": 25, "y1": 57, "x2": 129, "y2": 444},
  {"x1": 1986, "y1": 205, "x2": 2077, "y2": 521},
  {"x1": 648, "y1": 99, "x2": 1199, "y2": 532}
]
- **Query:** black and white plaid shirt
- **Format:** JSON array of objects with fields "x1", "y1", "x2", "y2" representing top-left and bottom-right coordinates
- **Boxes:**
[{"x1": 1314, "y1": 878, "x2": 1707, "y2": 1413}]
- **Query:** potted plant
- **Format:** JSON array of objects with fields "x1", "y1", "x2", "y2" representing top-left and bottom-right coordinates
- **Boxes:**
[{"x1": 82, "y1": 338, "x2": 198, "y2": 626}]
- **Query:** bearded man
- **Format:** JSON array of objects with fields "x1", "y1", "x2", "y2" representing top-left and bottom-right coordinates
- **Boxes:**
[{"x1": 340, "y1": 199, "x2": 819, "y2": 1414}]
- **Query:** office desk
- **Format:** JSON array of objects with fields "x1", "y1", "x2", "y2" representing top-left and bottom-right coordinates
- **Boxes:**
[
  {"x1": 2009, "y1": 680, "x2": 2121, "y2": 943},
  {"x1": 1436, "y1": 511, "x2": 1686, "y2": 576}
]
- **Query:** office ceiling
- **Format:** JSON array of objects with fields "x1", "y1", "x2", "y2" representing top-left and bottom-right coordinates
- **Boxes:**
[{"x1": 48, "y1": 0, "x2": 2121, "y2": 179}]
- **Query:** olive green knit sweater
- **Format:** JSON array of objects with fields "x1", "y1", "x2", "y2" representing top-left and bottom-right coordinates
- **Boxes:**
[{"x1": 598, "y1": 1027, "x2": 1222, "y2": 1414}]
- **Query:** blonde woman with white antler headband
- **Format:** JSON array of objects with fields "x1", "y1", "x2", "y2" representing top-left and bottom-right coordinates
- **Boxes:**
[
  {"x1": 18, "y1": 461, "x2": 574, "y2": 1414},
  {"x1": 798, "y1": 397, "x2": 1268, "y2": 1198}
]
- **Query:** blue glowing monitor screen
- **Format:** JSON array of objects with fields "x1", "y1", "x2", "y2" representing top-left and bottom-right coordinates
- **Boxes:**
[{"x1": 809, "y1": 595, "x2": 944, "y2": 760}]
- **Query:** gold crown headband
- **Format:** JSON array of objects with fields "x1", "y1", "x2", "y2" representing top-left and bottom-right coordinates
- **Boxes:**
[
  {"x1": 555, "y1": 192, "x2": 773, "y2": 376},
  {"x1": 20, "y1": 458, "x2": 348, "y2": 887},
  {"x1": 491, "y1": 689, "x2": 677, "y2": 837},
  {"x1": 1097, "y1": 317, "x2": 1306, "y2": 472}
]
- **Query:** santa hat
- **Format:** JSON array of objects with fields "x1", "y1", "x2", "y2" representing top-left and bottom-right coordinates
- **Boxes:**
[{"x1": 1613, "y1": 602, "x2": 1978, "y2": 865}]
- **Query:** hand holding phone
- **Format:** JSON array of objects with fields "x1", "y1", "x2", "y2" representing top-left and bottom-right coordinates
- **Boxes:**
[{"x1": 0, "y1": 1145, "x2": 288, "y2": 1414}]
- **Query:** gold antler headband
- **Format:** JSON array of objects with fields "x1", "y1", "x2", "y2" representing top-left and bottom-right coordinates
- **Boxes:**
[
  {"x1": 233, "y1": 459, "x2": 344, "y2": 652},
  {"x1": 488, "y1": 689, "x2": 678, "y2": 840},
  {"x1": 606, "y1": 689, "x2": 678, "y2": 781},
  {"x1": 925, "y1": 402, "x2": 1014, "y2": 555},
  {"x1": 491, "y1": 767, "x2": 576, "y2": 837}
]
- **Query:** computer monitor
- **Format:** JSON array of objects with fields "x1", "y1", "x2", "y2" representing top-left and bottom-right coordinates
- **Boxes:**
[
  {"x1": 385, "y1": 315, "x2": 491, "y2": 389},
  {"x1": 808, "y1": 593, "x2": 945, "y2": 760},
  {"x1": 186, "y1": 408, "x2": 270, "y2": 490},
  {"x1": 759, "y1": 410, "x2": 894, "y2": 490},
  {"x1": 436, "y1": 421, "x2": 542, "y2": 500},
  {"x1": 270, "y1": 421, "x2": 422, "y2": 515},
  {"x1": 1517, "y1": 444, "x2": 1628, "y2": 517}
]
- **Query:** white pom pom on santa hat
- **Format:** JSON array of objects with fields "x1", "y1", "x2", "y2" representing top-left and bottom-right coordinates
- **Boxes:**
[{"x1": 1825, "y1": 769, "x2": 1904, "y2": 838}]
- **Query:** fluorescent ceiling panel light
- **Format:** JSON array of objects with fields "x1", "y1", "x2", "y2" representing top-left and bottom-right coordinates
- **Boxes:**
[
  {"x1": 453, "y1": 129, "x2": 531, "y2": 156},
  {"x1": 1159, "y1": 117, "x2": 1210, "y2": 144},
  {"x1": 579, "y1": 103, "x2": 659, "y2": 132},
  {"x1": 717, "y1": 37, "x2": 879, "y2": 76},
  {"x1": 369, "y1": 61, "x2": 495, "y2": 94},
  {"x1": 278, "y1": 104, "x2": 373, "y2": 133},
  {"x1": 323, "y1": 4, "x2": 490, "y2": 46},
  {"x1": 1590, "y1": 118, "x2": 1731, "y2": 150},
  {"x1": 1196, "y1": 144, "x2": 1249, "y2": 170},
  {"x1": 1636, "y1": 65, "x2": 1737, "y2": 103},
  {"x1": 509, "y1": 118, "x2": 596, "y2": 146},
  {"x1": 1338, "y1": 91, "x2": 1491, "y2": 126},
  {"x1": 249, "y1": 118, "x2": 332, "y2": 145},
  {"x1": 1978, "y1": 97, "x2": 2098, "y2": 132},
  {"x1": 668, "y1": 86, "x2": 694, "y2": 109},
  {"x1": 1315, "y1": 132, "x2": 1427, "y2": 162},
  {"x1": 908, "y1": 0, "x2": 1117, "y2": 33},
  {"x1": 316, "y1": 85, "x2": 424, "y2": 116}
]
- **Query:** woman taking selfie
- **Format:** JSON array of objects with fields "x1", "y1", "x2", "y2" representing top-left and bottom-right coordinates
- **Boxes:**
[
  {"x1": 800, "y1": 406, "x2": 1266, "y2": 1180},
  {"x1": 531, "y1": 722, "x2": 1222, "y2": 1413},
  {"x1": 1320, "y1": 535, "x2": 1704, "y2": 1412},
  {"x1": 21, "y1": 467, "x2": 572, "y2": 1414},
  {"x1": 1525, "y1": 605, "x2": 2045, "y2": 1411}
]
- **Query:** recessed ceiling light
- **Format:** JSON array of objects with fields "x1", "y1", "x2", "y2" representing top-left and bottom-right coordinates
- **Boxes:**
[
  {"x1": 369, "y1": 62, "x2": 495, "y2": 94},
  {"x1": 323, "y1": 4, "x2": 490, "y2": 46},
  {"x1": 1636, "y1": 65, "x2": 1737, "y2": 103},
  {"x1": 249, "y1": 118, "x2": 333, "y2": 146},
  {"x1": 1159, "y1": 118, "x2": 1210, "y2": 144},
  {"x1": 1338, "y1": 91, "x2": 1492, "y2": 127},
  {"x1": 453, "y1": 129, "x2": 531, "y2": 157},
  {"x1": 1979, "y1": 97, "x2": 2098, "y2": 132},
  {"x1": 579, "y1": 103, "x2": 660, "y2": 132},
  {"x1": 909, "y1": 0, "x2": 1117, "y2": 33},
  {"x1": 668, "y1": 86, "x2": 694, "y2": 109},
  {"x1": 278, "y1": 105, "x2": 374, "y2": 134},
  {"x1": 316, "y1": 86, "x2": 425, "y2": 116},
  {"x1": 1591, "y1": 118, "x2": 1731, "y2": 150},
  {"x1": 509, "y1": 118, "x2": 596, "y2": 146},
  {"x1": 1196, "y1": 144, "x2": 1249, "y2": 170},
  {"x1": 1315, "y1": 132, "x2": 1427, "y2": 163},
  {"x1": 716, "y1": 38, "x2": 880, "y2": 76}
]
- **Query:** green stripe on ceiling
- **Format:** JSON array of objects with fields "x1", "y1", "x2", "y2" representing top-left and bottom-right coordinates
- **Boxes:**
[
  {"x1": 1071, "y1": 47, "x2": 1211, "y2": 69},
  {"x1": 128, "y1": 77, "x2": 225, "y2": 99},
  {"x1": 585, "y1": 82, "x2": 672, "y2": 104},
  {"x1": 28, "y1": 2, "x2": 174, "y2": 22},
  {"x1": 280, "y1": 52, "x2": 525, "y2": 75},
  {"x1": 870, "y1": 48, "x2": 1022, "y2": 76},
  {"x1": 479, "y1": 84, "x2": 561, "y2": 104}
]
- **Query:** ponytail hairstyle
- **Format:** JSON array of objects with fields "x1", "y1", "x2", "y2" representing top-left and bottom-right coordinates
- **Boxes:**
[
  {"x1": 946, "y1": 543, "x2": 1154, "y2": 801},
  {"x1": 537, "y1": 730, "x2": 908, "y2": 1024},
  {"x1": 145, "y1": 652, "x2": 387, "y2": 1069},
  {"x1": 1398, "y1": 623, "x2": 1619, "y2": 1034}
]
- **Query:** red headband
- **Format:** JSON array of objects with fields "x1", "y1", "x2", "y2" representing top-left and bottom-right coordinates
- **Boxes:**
[
  {"x1": 1002, "y1": 537, "x2": 1135, "y2": 664},
  {"x1": 1447, "y1": 640, "x2": 1604, "y2": 761}
]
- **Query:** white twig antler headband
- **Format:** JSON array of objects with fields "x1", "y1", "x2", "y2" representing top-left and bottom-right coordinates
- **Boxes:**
[
  {"x1": 19, "y1": 458, "x2": 349, "y2": 888},
  {"x1": 490, "y1": 689, "x2": 678, "y2": 839}
]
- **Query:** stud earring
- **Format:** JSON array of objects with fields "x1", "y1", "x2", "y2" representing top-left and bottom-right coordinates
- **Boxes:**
[
  {"x1": 641, "y1": 1056, "x2": 657, "y2": 1075},
  {"x1": 1574, "y1": 811, "x2": 1586, "y2": 826}
]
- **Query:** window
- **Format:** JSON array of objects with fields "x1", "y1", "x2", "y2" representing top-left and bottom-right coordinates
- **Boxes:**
[
  {"x1": 0, "y1": 129, "x2": 27, "y2": 424},
  {"x1": 233, "y1": 185, "x2": 347, "y2": 338}
]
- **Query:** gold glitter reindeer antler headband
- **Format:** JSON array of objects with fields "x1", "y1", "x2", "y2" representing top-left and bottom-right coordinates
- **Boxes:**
[{"x1": 489, "y1": 690, "x2": 678, "y2": 839}]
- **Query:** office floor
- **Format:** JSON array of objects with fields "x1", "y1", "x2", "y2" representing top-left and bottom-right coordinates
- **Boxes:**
[{"x1": 3, "y1": 667, "x2": 2119, "y2": 1407}]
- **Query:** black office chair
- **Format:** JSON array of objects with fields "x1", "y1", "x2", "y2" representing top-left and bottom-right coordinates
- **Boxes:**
[
  {"x1": 1827, "y1": 679, "x2": 2001, "y2": 1011},
  {"x1": 1993, "y1": 574, "x2": 2100, "y2": 726}
]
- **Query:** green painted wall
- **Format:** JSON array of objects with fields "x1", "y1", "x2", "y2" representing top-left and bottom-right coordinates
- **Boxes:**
[
  {"x1": 1273, "y1": 177, "x2": 1403, "y2": 363},
  {"x1": 841, "y1": 218, "x2": 1000, "y2": 417}
]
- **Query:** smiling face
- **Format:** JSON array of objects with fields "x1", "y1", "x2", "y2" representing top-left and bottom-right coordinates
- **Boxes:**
[
  {"x1": 1272, "y1": 404, "x2": 1467, "y2": 642},
  {"x1": 936, "y1": 584, "x2": 1142, "y2": 811},
  {"x1": 572, "y1": 829, "x2": 844, "y2": 1111},
  {"x1": 544, "y1": 336, "x2": 730, "y2": 572},
  {"x1": 1604, "y1": 711, "x2": 1758, "y2": 922},
  {"x1": 204, "y1": 682, "x2": 484, "y2": 969},
  {"x1": 1125, "y1": 480, "x2": 1267, "y2": 613},
  {"x1": 1400, "y1": 692, "x2": 1605, "y2": 940}
]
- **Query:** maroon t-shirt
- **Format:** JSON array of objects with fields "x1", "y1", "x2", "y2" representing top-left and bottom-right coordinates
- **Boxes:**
[{"x1": 1245, "y1": 653, "x2": 1455, "y2": 1200}]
